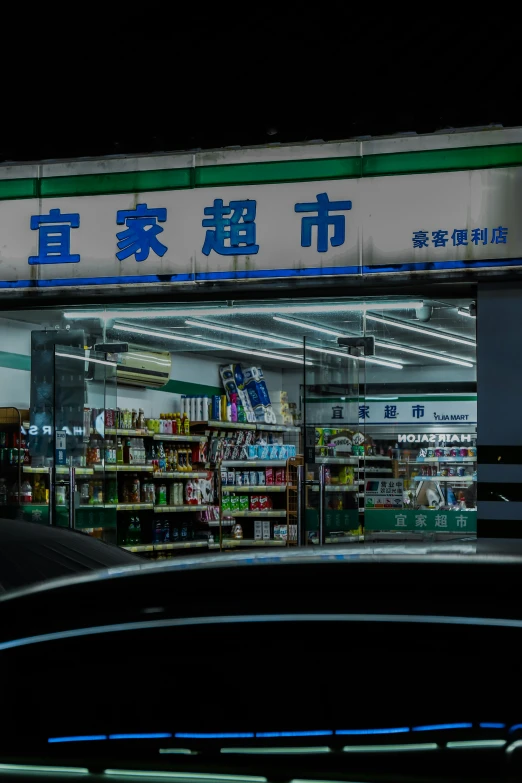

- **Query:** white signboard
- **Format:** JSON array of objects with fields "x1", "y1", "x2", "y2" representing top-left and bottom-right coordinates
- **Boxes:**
[
  {"x1": 0, "y1": 167, "x2": 520, "y2": 289},
  {"x1": 307, "y1": 396, "x2": 477, "y2": 426}
]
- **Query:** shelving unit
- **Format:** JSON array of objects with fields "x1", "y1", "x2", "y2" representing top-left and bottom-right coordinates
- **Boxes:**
[{"x1": 153, "y1": 505, "x2": 210, "y2": 513}]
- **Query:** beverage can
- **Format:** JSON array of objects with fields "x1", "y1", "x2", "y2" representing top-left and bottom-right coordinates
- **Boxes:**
[
  {"x1": 460, "y1": 447, "x2": 468, "y2": 457},
  {"x1": 457, "y1": 467, "x2": 466, "y2": 476}
]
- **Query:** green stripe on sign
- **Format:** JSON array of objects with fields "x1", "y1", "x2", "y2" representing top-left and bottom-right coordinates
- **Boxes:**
[
  {"x1": 151, "y1": 379, "x2": 222, "y2": 397},
  {"x1": 0, "y1": 178, "x2": 37, "y2": 200},
  {"x1": 0, "y1": 351, "x2": 31, "y2": 371},
  {"x1": 364, "y1": 143, "x2": 522, "y2": 177},
  {"x1": 39, "y1": 168, "x2": 193, "y2": 198},
  {"x1": 195, "y1": 156, "x2": 362, "y2": 187}
]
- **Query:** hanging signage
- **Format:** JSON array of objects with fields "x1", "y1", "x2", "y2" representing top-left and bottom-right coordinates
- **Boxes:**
[
  {"x1": 306, "y1": 396, "x2": 477, "y2": 426},
  {"x1": 364, "y1": 478, "x2": 404, "y2": 509},
  {"x1": 0, "y1": 166, "x2": 520, "y2": 289},
  {"x1": 397, "y1": 433, "x2": 474, "y2": 444}
]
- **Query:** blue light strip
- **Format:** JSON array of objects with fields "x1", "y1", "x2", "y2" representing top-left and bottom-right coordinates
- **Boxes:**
[
  {"x1": 412, "y1": 723, "x2": 473, "y2": 732},
  {"x1": 336, "y1": 728, "x2": 409, "y2": 736},
  {"x1": 175, "y1": 733, "x2": 254, "y2": 739},
  {"x1": 255, "y1": 731, "x2": 333, "y2": 738},
  {"x1": 509, "y1": 724, "x2": 522, "y2": 733},
  {"x1": 1, "y1": 256, "x2": 522, "y2": 290},
  {"x1": 479, "y1": 723, "x2": 506, "y2": 730},
  {"x1": 48, "y1": 735, "x2": 107, "y2": 743},
  {"x1": 109, "y1": 733, "x2": 172, "y2": 740}
]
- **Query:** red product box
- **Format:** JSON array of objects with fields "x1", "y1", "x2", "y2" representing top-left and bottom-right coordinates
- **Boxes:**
[
  {"x1": 265, "y1": 468, "x2": 274, "y2": 485},
  {"x1": 259, "y1": 495, "x2": 272, "y2": 510},
  {"x1": 275, "y1": 468, "x2": 286, "y2": 485},
  {"x1": 250, "y1": 495, "x2": 260, "y2": 511}
]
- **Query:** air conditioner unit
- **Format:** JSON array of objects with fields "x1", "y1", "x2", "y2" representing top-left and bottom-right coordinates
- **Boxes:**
[{"x1": 116, "y1": 346, "x2": 172, "y2": 388}]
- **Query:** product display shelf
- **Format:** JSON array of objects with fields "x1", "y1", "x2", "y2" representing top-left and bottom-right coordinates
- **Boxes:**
[
  {"x1": 414, "y1": 475, "x2": 474, "y2": 483},
  {"x1": 96, "y1": 464, "x2": 153, "y2": 473},
  {"x1": 415, "y1": 457, "x2": 475, "y2": 464},
  {"x1": 154, "y1": 471, "x2": 209, "y2": 479},
  {"x1": 316, "y1": 457, "x2": 358, "y2": 465},
  {"x1": 221, "y1": 538, "x2": 286, "y2": 548},
  {"x1": 325, "y1": 535, "x2": 364, "y2": 544},
  {"x1": 360, "y1": 455, "x2": 392, "y2": 462},
  {"x1": 22, "y1": 466, "x2": 50, "y2": 474},
  {"x1": 221, "y1": 459, "x2": 287, "y2": 468},
  {"x1": 222, "y1": 485, "x2": 287, "y2": 493},
  {"x1": 192, "y1": 420, "x2": 299, "y2": 434},
  {"x1": 357, "y1": 467, "x2": 393, "y2": 474},
  {"x1": 152, "y1": 434, "x2": 207, "y2": 443},
  {"x1": 94, "y1": 428, "x2": 151, "y2": 437},
  {"x1": 123, "y1": 540, "x2": 209, "y2": 553},
  {"x1": 79, "y1": 502, "x2": 154, "y2": 511},
  {"x1": 311, "y1": 484, "x2": 358, "y2": 492},
  {"x1": 153, "y1": 505, "x2": 210, "y2": 514},
  {"x1": 228, "y1": 509, "x2": 287, "y2": 518}
]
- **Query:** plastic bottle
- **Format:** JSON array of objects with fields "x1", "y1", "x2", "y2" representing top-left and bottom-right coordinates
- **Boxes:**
[
  {"x1": 0, "y1": 478, "x2": 7, "y2": 505},
  {"x1": 202, "y1": 396, "x2": 210, "y2": 422},
  {"x1": 117, "y1": 437, "x2": 124, "y2": 465},
  {"x1": 153, "y1": 521, "x2": 163, "y2": 544},
  {"x1": 230, "y1": 393, "x2": 238, "y2": 423},
  {"x1": 180, "y1": 396, "x2": 187, "y2": 417},
  {"x1": 185, "y1": 479, "x2": 194, "y2": 504}
]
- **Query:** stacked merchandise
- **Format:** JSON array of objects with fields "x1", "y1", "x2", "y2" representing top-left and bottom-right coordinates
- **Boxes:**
[
  {"x1": 209, "y1": 428, "x2": 296, "y2": 463},
  {"x1": 218, "y1": 364, "x2": 277, "y2": 424}
]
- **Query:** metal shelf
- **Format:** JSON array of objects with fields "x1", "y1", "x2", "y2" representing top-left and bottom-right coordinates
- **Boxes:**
[
  {"x1": 103, "y1": 428, "x2": 151, "y2": 437},
  {"x1": 116, "y1": 503, "x2": 154, "y2": 511},
  {"x1": 153, "y1": 471, "x2": 209, "y2": 479},
  {"x1": 153, "y1": 505, "x2": 209, "y2": 513},
  {"x1": 152, "y1": 434, "x2": 207, "y2": 442},
  {"x1": 414, "y1": 475, "x2": 474, "y2": 483},
  {"x1": 311, "y1": 485, "x2": 358, "y2": 492},
  {"x1": 325, "y1": 535, "x2": 364, "y2": 544},
  {"x1": 360, "y1": 455, "x2": 392, "y2": 462},
  {"x1": 221, "y1": 460, "x2": 287, "y2": 467},
  {"x1": 416, "y1": 457, "x2": 476, "y2": 464},
  {"x1": 221, "y1": 539, "x2": 286, "y2": 548},
  {"x1": 316, "y1": 457, "x2": 358, "y2": 465},
  {"x1": 22, "y1": 467, "x2": 49, "y2": 474},
  {"x1": 222, "y1": 485, "x2": 287, "y2": 493},
  {"x1": 94, "y1": 464, "x2": 152, "y2": 473},
  {"x1": 229, "y1": 510, "x2": 287, "y2": 518},
  {"x1": 194, "y1": 421, "x2": 299, "y2": 433},
  {"x1": 357, "y1": 467, "x2": 393, "y2": 474},
  {"x1": 122, "y1": 541, "x2": 209, "y2": 553}
]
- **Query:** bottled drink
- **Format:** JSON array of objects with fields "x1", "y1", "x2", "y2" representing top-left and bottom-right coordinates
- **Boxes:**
[
  {"x1": 116, "y1": 438, "x2": 124, "y2": 465},
  {"x1": 0, "y1": 478, "x2": 7, "y2": 505}
]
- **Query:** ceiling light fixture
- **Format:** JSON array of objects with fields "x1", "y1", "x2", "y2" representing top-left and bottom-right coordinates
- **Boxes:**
[
  {"x1": 273, "y1": 315, "x2": 343, "y2": 338},
  {"x1": 304, "y1": 344, "x2": 403, "y2": 370},
  {"x1": 185, "y1": 319, "x2": 302, "y2": 348},
  {"x1": 374, "y1": 340, "x2": 474, "y2": 368},
  {"x1": 64, "y1": 301, "x2": 423, "y2": 321},
  {"x1": 113, "y1": 323, "x2": 311, "y2": 366},
  {"x1": 365, "y1": 314, "x2": 476, "y2": 348}
]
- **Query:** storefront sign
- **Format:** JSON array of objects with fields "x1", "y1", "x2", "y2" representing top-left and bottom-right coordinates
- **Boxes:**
[
  {"x1": 307, "y1": 396, "x2": 477, "y2": 426},
  {"x1": 364, "y1": 508, "x2": 477, "y2": 533},
  {"x1": 364, "y1": 478, "x2": 403, "y2": 509},
  {"x1": 0, "y1": 167, "x2": 521, "y2": 288},
  {"x1": 397, "y1": 433, "x2": 473, "y2": 443}
]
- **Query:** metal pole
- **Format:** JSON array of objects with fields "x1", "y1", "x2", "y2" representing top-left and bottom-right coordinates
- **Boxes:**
[
  {"x1": 296, "y1": 463, "x2": 303, "y2": 547},
  {"x1": 68, "y1": 465, "x2": 76, "y2": 529},
  {"x1": 319, "y1": 463, "x2": 325, "y2": 546}
]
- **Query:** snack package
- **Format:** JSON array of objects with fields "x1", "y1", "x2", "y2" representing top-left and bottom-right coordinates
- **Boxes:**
[
  {"x1": 269, "y1": 445, "x2": 279, "y2": 460},
  {"x1": 254, "y1": 520, "x2": 263, "y2": 540},
  {"x1": 265, "y1": 468, "x2": 274, "y2": 485},
  {"x1": 239, "y1": 495, "x2": 249, "y2": 511},
  {"x1": 222, "y1": 494, "x2": 232, "y2": 512},
  {"x1": 230, "y1": 495, "x2": 240, "y2": 512},
  {"x1": 278, "y1": 445, "x2": 288, "y2": 460},
  {"x1": 236, "y1": 472, "x2": 244, "y2": 486},
  {"x1": 262, "y1": 520, "x2": 271, "y2": 539},
  {"x1": 227, "y1": 470, "x2": 235, "y2": 485},
  {"x1": 257, "y1": 471, "x2": 266, "y2": 485},
  {"x1": 250, "y1": 471, "x2": 258, "y2": 485},
  {"x1": 275, "y1": 468, "x2": 286, "y2": 485},
  {"x1": 242, "y1": 471, "x2": 251, "y2": 485},
  {"x1": 257, "y1": 445, "x2": 270, "y2": 460},
  {"x1": 250, "y1": 495, "x2": 260, "y2": 511},
  {"x1": 259, "y1": 495, "x2": 272, "y2": 510},
  {"x1": 221, "y1": 469, "x2": 228, "y2": 486},
  {"x1": 274, "y1": 524, "x2": 288, "y2": 541},
  {"x1": 248, "y1": 445, "x2": 257, "y2": 459},
  {"x1": 338, "y1": 466, "x2": 354, "y2": 485}
]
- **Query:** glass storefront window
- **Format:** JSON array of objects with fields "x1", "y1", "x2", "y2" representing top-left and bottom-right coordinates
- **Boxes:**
[{"x1": 0, "y1": 294, "x2": 476, "y2": 553}]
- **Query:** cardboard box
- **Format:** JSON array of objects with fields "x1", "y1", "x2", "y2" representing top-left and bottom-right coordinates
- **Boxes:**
[
  {"x1": 254, "y1": 520, "x2": 263, "y2": 540},
  {"x1": 262, "y1": 520, "x2": 271, "y2": 540}
]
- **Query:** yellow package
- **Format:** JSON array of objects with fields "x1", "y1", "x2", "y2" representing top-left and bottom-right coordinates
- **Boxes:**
[{"x1": 338, "y1": 466, "x2": 354, "y2": 485}]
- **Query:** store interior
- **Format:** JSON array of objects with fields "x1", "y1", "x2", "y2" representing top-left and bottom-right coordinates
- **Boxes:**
[{"x1": 0, "y1": 295, "x2": 477, "y2": 552}]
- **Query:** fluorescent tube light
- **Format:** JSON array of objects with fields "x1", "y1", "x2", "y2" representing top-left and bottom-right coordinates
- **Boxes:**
[
  {"x1": 185, "y1": 319, "x2": 302, "y2": 348},
  {"x1": 55, "y1": 352, "x2": 118, "y2": 368},
  {"x1": 63, "y1": 301, "x2": 423, "y2": 321},
  {"x1": 114, "y1": 323, "x2": 311, "y2": 366},
  {"x1": 304, "y1": 344, "x2": 403, "y2": 370},
  {"x1": 273, "y1": 315, "x2": 343, "y2": 338},
  {"x1": 365, "y1": 314, "x2": 476, "y2": 347},
  {"x1": 374, "y1": 340, "x2": 474, "y2": 368},
  {"x1": 458, "y1": 307, "x2": 476, "y2": 318}
]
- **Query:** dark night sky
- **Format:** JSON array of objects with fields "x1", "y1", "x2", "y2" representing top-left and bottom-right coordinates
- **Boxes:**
[{"x1": 3, "y1": 14, "x2": 520, "y2": 162}]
